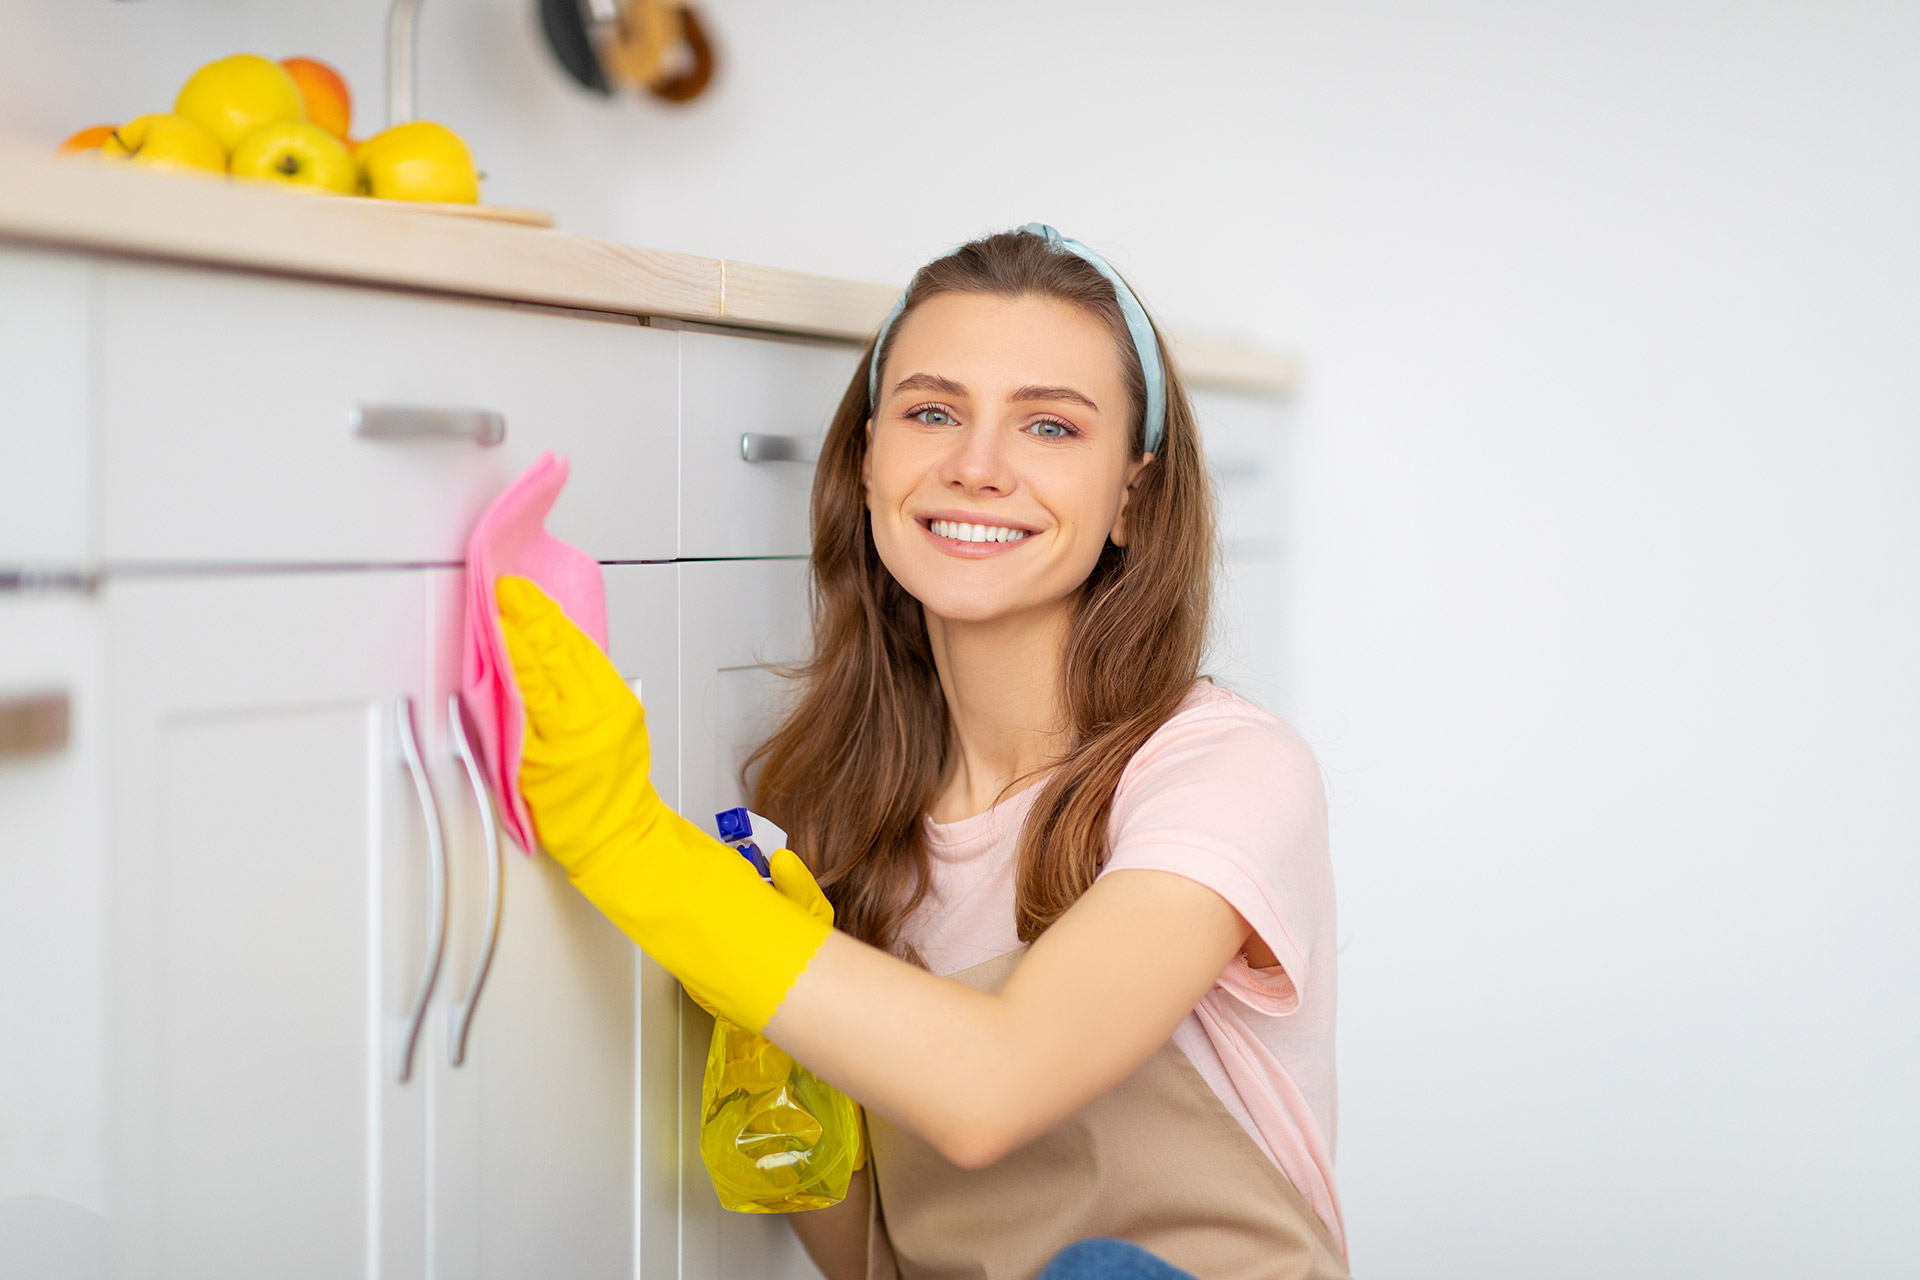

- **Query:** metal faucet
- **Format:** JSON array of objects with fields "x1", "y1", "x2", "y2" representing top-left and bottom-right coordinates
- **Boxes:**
[{"x1": 388, "y1": 0, "x2": 423, "y2": 127}]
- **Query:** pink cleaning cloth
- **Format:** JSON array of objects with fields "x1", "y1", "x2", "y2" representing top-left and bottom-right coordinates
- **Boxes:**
[{"x1": 462, "y1": 452, "x2": 608, "y2": 854}]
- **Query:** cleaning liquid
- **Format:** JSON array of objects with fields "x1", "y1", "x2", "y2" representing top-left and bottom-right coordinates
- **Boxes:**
[{"x1": 700, "y1": 809, "x2": 863, "y2": 1213}]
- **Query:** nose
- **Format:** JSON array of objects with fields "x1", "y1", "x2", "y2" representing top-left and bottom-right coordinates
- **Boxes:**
[{"x1": 939, "y1": 419, "x2": 1015, "y2": 497}]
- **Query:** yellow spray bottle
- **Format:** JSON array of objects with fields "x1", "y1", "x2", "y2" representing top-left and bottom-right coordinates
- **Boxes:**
[{"x1": 699, "y1": 809, "x2": 864, "y2": 1213}]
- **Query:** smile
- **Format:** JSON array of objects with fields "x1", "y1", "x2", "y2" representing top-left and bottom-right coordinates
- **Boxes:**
[{"x1": 927, "y1": 519, "x2": 1032, "y2": 544}]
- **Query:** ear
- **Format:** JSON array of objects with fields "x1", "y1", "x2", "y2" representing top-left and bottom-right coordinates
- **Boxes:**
[
  {"x1": 862, "y1": 416, "x2": 875, "y2": 498},
  {"x1": 1107, "y1": 452, "x2": 1155, "y2": 547}
]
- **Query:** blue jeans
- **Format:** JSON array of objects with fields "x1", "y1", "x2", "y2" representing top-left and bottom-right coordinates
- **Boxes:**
[{"x1": 1037, "y1": 1238, "x2": 1199, "y2": 1280}]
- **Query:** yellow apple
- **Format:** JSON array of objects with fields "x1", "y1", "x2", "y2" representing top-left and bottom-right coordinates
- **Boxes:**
[
  {"x1": 230, "y1": 120, "x2": 356, "y2": 194},
  {"x1": 98, "y1": 114, "x2": 227, "y2": 174},
  {"x1": 354, "y1": 121, "x2": 479, "y2": 203},
  {"x1": 174, "y1": 53, "x2": 306, "y2": 154}
]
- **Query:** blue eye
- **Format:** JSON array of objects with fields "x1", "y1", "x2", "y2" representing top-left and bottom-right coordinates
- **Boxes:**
[
  {"x1": 910, "y1": 406, "x2": 957, "y2": 427},
  {"x1": 1027, "y1": 418, "x2": 1076, "y2": 439}
]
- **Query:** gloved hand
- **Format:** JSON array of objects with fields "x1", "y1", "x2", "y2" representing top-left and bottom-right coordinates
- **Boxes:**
[
  {"x1": 690, "y1": 847, "x2": 868, "y2": 1174},
  {"x1": 682, "y1": 847, "x2": 828, "y2": 1009},
  {"x1": 497, "y1": 575, "x2": 831, "y2": 1033}
]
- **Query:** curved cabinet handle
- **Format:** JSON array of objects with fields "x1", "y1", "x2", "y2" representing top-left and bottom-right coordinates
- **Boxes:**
[
  {"x1": 393, "y1": 694, "x2": 448, "y2": 1084},
  {"x1": 446, "y1": 693, "x2": 504, "y2": 1068},
  {"x1": 352, "y1": 404, "x2": 506, "y2": 446},
  {"x1": 739, "y1": 432, "x2": 820, "y2": 464}
]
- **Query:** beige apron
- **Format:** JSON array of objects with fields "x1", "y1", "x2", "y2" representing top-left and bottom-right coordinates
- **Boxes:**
[{"x1": 864, "y1": 947, "x2": 1352, "y2": 1280}]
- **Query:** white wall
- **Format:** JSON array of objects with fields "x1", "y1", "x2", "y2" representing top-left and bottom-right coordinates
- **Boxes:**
[{"x1": 4, "y1": 2, "x2": 1916, "y2": 1275}]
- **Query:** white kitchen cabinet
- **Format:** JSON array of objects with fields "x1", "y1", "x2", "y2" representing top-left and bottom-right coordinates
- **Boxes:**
[
  {"x1": 94, "y1": 262, "x2": 679, "y2": 567},
  {"x1": 0, "y1": 245, "x2": 840, "y2": 1280},
  {"x1": 101, "y1": 571, "x2": 434, "y2": 1280},
  {"x1": 0, "y1": 595, "x2": 108, "y2": 1279},
  {"x1": 420, "y1": 566, "x2": 674, "y2": 1280},
  {"x1": 678, "y1": 329, "x2": 859, "y2": 559},
  {"x1": 97, "y1": 567, "x2": 660, "y2": 1280},
  {"x1": 673, "y1": 558, "x2": 824, "y2": 1280}
]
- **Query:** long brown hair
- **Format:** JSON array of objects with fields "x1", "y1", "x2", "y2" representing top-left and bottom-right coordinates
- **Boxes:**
[{"x1": 748, "y1": 229, "x2": 1215, "y2": 961}]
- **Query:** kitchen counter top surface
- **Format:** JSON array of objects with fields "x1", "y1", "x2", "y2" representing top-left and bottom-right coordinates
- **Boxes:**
[{"x1": 0, "y1": 138, "x2": 1294, "y2": 394}]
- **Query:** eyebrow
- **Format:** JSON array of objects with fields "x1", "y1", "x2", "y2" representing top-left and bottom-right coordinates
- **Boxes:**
[
  {"x1": 890, "y1": 372, "x2": 1100, "y2": 414},
  {"x1": 1011, "y1": 384, "x2": 1100, "y2": 413},
  {"x1": 892, "y1": 372, "x2": 968, "y2": 399}
]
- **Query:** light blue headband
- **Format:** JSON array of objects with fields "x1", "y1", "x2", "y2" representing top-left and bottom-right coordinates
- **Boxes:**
[{"x1": 866, "y1": 223, "x2": 1167, "y2": 456}]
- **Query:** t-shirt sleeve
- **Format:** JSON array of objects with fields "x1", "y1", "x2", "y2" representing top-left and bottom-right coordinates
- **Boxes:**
[{"x1": 1095, "y1": 695, "x2": 1333, "y2": 1017}]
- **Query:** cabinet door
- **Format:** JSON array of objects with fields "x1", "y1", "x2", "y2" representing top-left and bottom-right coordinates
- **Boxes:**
[
  {"x1": 675, "y1": 558, "x2": 823, "y2": 1280},
  {"x1": 103, "y1": 572, "x2": 434, "y2": 1280},
  {"x1": 419, "y1": 565, "x2": 676, "y2": 1280},
  {"x1": 0, "y1": 594, "x2": 108, "y2": 1277}
]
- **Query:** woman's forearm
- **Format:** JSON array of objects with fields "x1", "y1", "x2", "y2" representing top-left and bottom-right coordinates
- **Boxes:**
[
  {"x1": 768, "y1": 930, "x2": 1031, "y2": 1167},
  {"x1": 765, "y1": 870, "x2": 1248, "y2": 1168}
]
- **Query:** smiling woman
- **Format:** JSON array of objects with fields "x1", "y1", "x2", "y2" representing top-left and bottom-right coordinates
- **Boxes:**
[
  {"x1": 731, "y1": 228, "x2": 1348, "y2": 1278},
  {"x1": 487, "y1": 225, "x2": 1341, "y2": 1280},
  {"x1": 758, "y1": 230, "x2": 1215, "y2": 947}
]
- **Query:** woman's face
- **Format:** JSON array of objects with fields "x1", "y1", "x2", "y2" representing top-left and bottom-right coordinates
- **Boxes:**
[{"x1": 865, "y1": 291, "x2": 1152, "y2": 625}]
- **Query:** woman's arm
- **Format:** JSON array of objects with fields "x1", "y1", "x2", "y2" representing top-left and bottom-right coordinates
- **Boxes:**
[
  {"x1": 784, "y1": 1164, "x2": 872, "y2": 1280},
  {"x1": 493, "y1": 581, "x2": 1257, "y2": 1171},
  {"x1": 767, "y1": 867, "x2": 1251, "y2": 1169}
]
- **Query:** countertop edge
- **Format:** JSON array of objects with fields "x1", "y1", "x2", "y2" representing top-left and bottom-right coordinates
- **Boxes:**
[{"x1": 0, "y1": 139, "x2": 1296, "y2": 394}]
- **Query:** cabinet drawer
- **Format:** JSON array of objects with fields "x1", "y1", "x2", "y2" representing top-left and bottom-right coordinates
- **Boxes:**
[
  {"x1": 97, "y1": 263, "x2": 677, "y2": 564},
  {"x1": 679, "y1": 329, "x2": 861, "y2": 558}
]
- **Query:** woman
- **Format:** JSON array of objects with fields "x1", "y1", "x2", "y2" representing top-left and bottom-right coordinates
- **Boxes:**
[{"x1": 498, "y1": 226, "x2": 1347, "y2": 1279}]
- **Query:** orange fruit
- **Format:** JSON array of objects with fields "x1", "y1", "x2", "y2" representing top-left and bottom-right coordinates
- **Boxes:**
[
  {"x1": 57, "y1": 124, "x2": 118, "y2": 157},
  {"x1": 280, "y1": 57, "x2": 353, "y2": 140}
]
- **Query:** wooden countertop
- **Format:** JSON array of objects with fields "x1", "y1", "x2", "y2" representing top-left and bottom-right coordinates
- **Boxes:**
[{"x1": 0, "y1": 137, "x2": 1294, "y2": 394}]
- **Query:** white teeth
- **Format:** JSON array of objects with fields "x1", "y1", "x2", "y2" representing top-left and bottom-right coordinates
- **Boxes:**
[{"x1": 930, "y1": 519, "x2": 1030, "y2": 544}]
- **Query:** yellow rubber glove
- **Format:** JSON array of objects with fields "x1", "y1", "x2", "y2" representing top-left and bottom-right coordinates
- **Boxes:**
[
  {"x1": 685, "y1": 846, "x2": 831, "y2": 1016},
  {"x1": 497, "y1": 576, "x2": 831, "y2": 1033}
]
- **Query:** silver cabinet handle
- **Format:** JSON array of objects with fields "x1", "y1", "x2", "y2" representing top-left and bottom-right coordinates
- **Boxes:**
[
  {"x1": 740, "y1": 433, "x2": 820, "y2": 464},
  {"x1": 446, "y1": 693, "x2": 503, "y2": 1069},
  {"x1": 352, "y1": 404, "x2": 506, "y2": 446},
  {"x1": 0, "y1": 690, "x2": 69, "y2": 759},
  {"x1": 393, "y1": 694, "x2": 448, "y2": 1084}
]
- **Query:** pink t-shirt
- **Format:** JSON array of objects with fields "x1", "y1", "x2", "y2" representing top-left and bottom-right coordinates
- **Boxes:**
[{"x1": 900, "y1": 681, "x2": 1345, "y2": 1257}]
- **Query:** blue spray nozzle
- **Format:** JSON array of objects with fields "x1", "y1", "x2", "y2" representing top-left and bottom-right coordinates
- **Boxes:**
[
  {"x1": 716, "y1": 806, "x2": 754, "y2": 845},
  {"x1": 715, "y1": 806, "x2": 775, "y2": 882}
]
